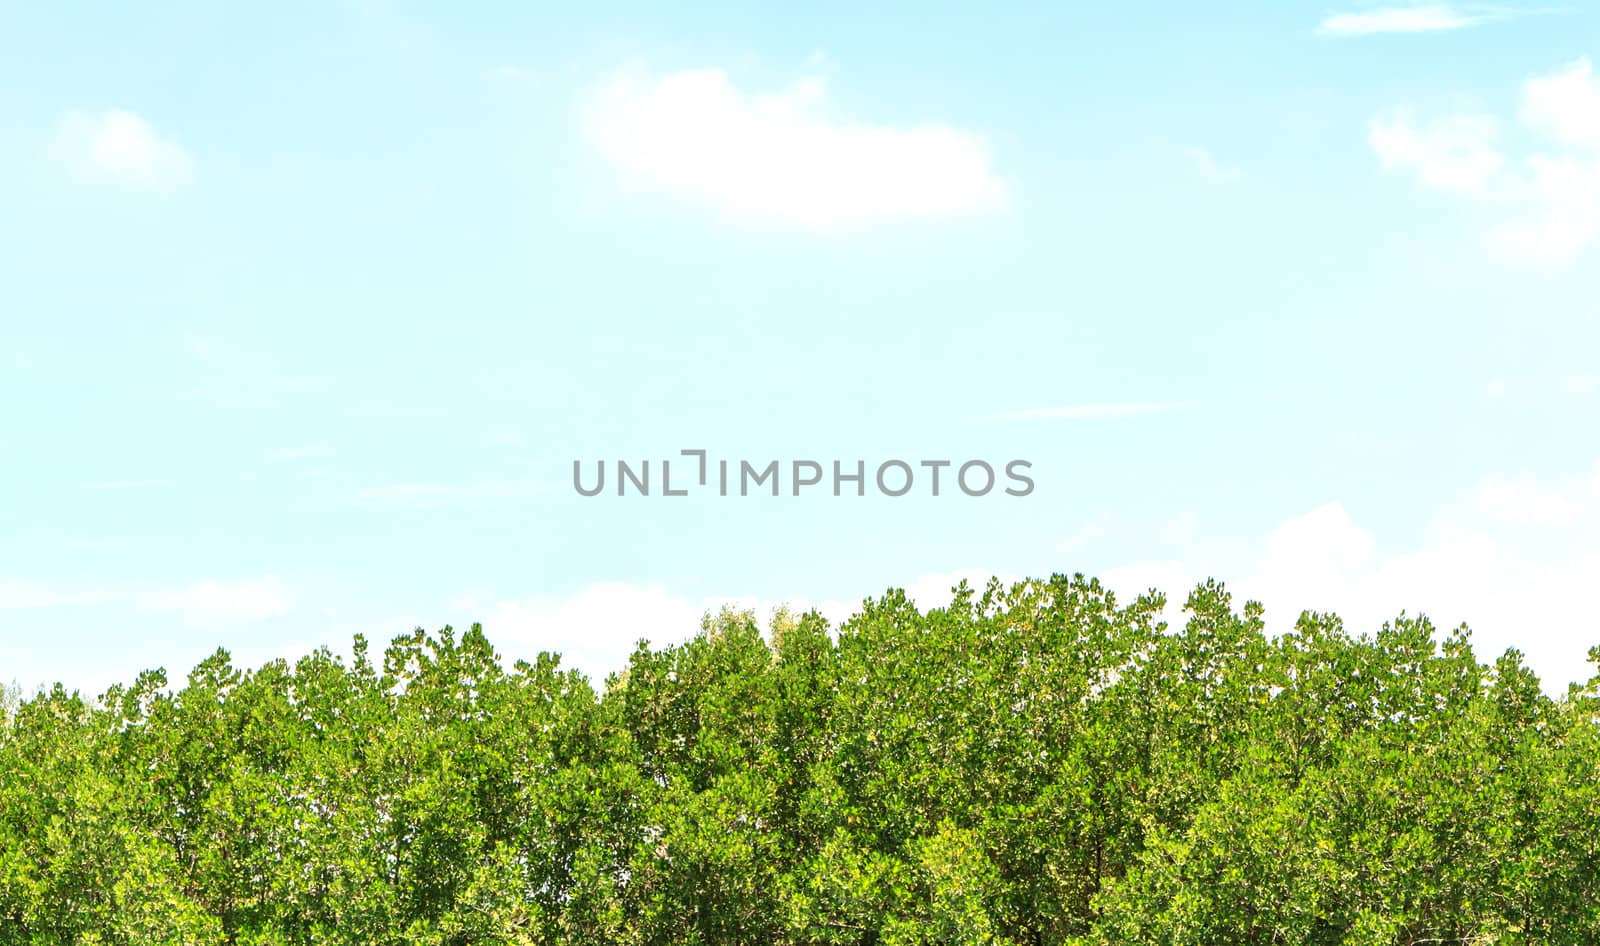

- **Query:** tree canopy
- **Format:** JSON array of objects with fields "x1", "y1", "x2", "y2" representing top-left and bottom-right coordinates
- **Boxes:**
[{"x1": 2, "y1": 575, "x2": 1597, "y2": 944}]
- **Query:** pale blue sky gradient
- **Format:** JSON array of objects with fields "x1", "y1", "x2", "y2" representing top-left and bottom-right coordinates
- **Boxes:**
[{"x1": 3, "y1": 1, "x2": 1598, "y2": 692}]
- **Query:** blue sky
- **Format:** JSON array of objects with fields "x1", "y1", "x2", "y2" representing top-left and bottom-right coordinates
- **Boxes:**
[{"x1": 3, "y1": 1, "x2": 1599, "y2": 693}]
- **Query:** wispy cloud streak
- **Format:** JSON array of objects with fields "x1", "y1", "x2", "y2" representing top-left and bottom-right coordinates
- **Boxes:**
[
  {"x1": 990, "y1": 402, "x2": 1190, "y2": 422},
  {"x1": 1316, "y1": 4, "x2": 1535, "y2": 37}
]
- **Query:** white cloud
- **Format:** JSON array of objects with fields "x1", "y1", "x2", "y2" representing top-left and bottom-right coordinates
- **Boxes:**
[
  {"x1": 450, "y1": 457, "x2": 1600, "y2": 693},
  {"x1": 0, "y1": 580, "x2": 110, "y2": 610},
  {"x1": 0, "y1": 576, "x2": 292, "y2": 623},
  {"x1": 1521, "y1": 58, "x2": 1600, "y2": 150},
  {"x1": 1100, "y1": 560, "x2": 1197, "y2": 610},
  {"x1": 1486, "y1": 152, "x2": 1600, "y2": 267},
  {"x1": 1180, "y1": 144, "x2": 1243, "y2": 182},
  {"x1": 484, "y1": 65, "x2": 531, "y2": 81},
  {"x1": 1160, "y1": 511, "x2": 1202, "y2": 548},
  {"x1": 459, "y1": 568, "x2": 1031, "y2": 687},
  {"x1": 1102, "y1": 462, "x2": 1600, "y2": 690},
  {"x1": 1369, "y1": 109, "x2": 1503, "y2": 193},
  {"x1": 1057, "y1": 514, "x2": 1117, "y2": 554},
  {"x1": 580, "y1": 65, "x2": 1007, "y2": 231},
  {"x1": 356, "y1": 481, "x2": 549, "y2": 508},
  {"x1": 992, "y1": 402, "x2": 1189, "y2": 421},
  {"x1": 49, "y1": 109, "x2": 192, "y2": 193},
  {"x1": 1373, "y1": 57, "x2": 1600, "y2": 267},
  {"x1": 900, "y1": 568, "x2": 1023, "y2": 610},
  {"x1": 136, "y1": 578, "x2": 294, "y2": 622},
  {"x1": 1472, "y1": 474, "x2": 1581, "y2": 527},
  {"x1": 471, "y1": 583, "x2": 773, "y2": 685},
  {"x1": 1262, "y1": 502, "x2": 1379, "y2": 576},
  {"x1": 1245, "y1": 522, "x2": 1597, "y2": 691},
  {"x1": 1316, "y1": 4, "x2": 1519, "y2": 36}
]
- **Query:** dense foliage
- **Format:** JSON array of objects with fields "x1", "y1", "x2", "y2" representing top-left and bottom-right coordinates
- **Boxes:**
[{"x1": 2, "y1": 575, "x2": 1598, "y2": 944}]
